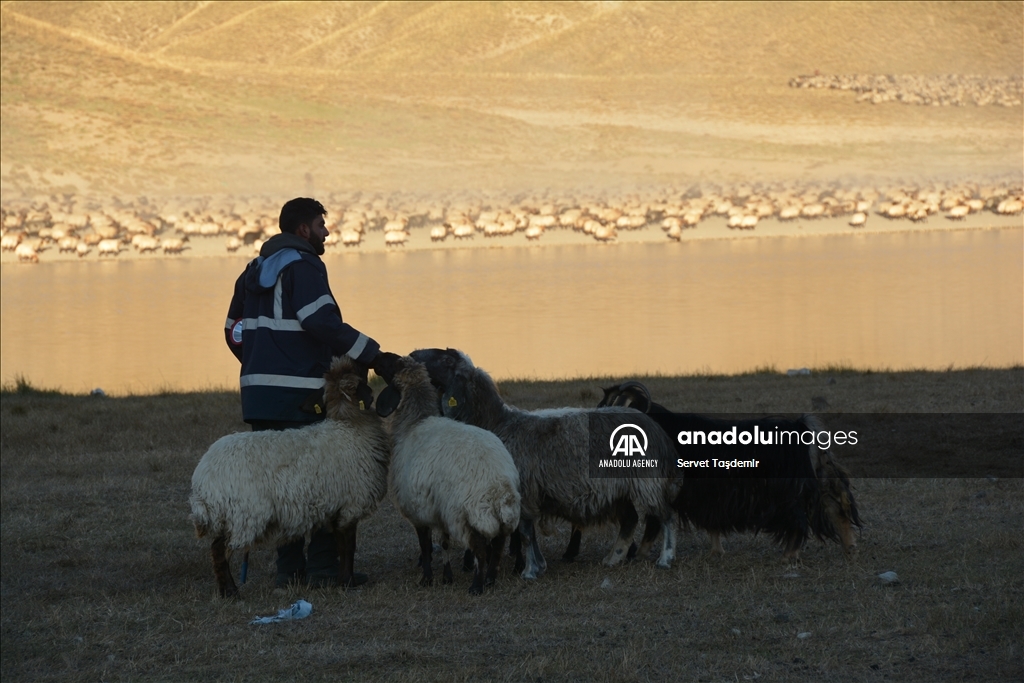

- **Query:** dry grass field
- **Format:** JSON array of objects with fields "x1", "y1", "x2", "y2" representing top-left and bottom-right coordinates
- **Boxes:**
[{"x1": 2, "y1": 368, "x2": 1021, "y2": 682}]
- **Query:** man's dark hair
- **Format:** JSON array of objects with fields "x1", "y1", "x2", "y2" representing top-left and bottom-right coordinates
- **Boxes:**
[{"x1": 279, "y1": 198, "x2": 327, "y2": 234}]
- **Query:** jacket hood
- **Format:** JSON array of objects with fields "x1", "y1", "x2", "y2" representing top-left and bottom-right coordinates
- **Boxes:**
[
  {"x1": 260, "y1": 232, "x2": 317, "y2": 258},
  {"x1": 245, "y1": 233, "x2": 318, "y2": 292}
]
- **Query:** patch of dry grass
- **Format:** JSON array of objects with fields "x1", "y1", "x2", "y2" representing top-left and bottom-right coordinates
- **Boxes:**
[{"x1": 1, "y1": 369, "x2": 1022, "y2": 681}]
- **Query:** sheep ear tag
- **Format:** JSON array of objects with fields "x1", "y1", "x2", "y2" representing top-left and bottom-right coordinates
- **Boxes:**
[
  {"x1": 299, "y1": 388, "x2": 325, "y2": 415},
  {"x1": 355, "y1": 382, "x2": 374, "y2": 411},
  {"x1": 376, "y1": 385, "x2": 401, "y2": 417},
  {"x1": 448, "y1": 396, "x2": 458, "y2": 407}
]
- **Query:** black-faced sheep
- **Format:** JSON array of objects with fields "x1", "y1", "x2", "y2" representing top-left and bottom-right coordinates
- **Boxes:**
[
  {"x1": 407, "y1": 348, "x2": 682, "y2": 578},
  {"x1": 189, "y1": 357, "x2": 390, "y2": 597},
  {"x1": 376, "y1": 355, "x2": 520, "y2": 594},
  {"x1": 596, "y1": 381, "x2": 861, "y2": 560}
]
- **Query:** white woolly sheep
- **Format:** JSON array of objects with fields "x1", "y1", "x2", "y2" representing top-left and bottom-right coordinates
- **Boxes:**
[
  {"x1": 15, "y1": 243, "x2": 39, "y2": 263},
  {"x1": 377, "y1": 355, "x2": 520, "y2": 594},
  {"x1": 97, "y1": 239, "x2": 121, "y2": 257},
  {"x1": 2, "y1": 232, "x2": 23, "y2": 251},
  {"x1": 189, "y1": 357, "x2": 390, "y2": 597}
]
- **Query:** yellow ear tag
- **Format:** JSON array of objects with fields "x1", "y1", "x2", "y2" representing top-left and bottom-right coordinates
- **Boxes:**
[
  {"x1": 314, "y1": 404, "x2": 322, "y2": 414},
  {"x1": 359, "y1": 400, "x2": 365, "y2": 410},
  {"x1": 448, "y1": 396, "x2": 458, "y2": 407}
]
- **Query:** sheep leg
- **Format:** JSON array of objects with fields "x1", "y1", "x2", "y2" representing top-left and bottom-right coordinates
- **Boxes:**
[
  {"x1": 533, "y1": 528, "x2": 548, "y2": 574},
  {"x1": 656, "y1": 513, "x2": 677, "y2": 569},
  {"x1": 462, "y1": 548, "x2": 475, "y2": 572},
  {"x1": 467, "y1": 530, "x2": 489, "y2": 595},
  {"x1": 336, "y1": 523, "x2": 357, "y2": 587},
  {"x1": 440, "y1": 534, "x2": 454, "y2": 585},
  {"x1": 709, "y1": 531, "x2": 725, "y2": 556},
  {"x1": 562, "y1": 526, "x2": 583, "y2": 562},
  {"x1": 211, "y1": 536, "x2": 238, "y2": 598},
  {"x1": 485, "y1": 534, "x2": 505, "y2": 587},
  {"x1": 602, "y1": 500, "x2": 639, "y2": 567},
  {"x1": 416, "y1": 526, "x2": 434, "y2": 587},
  {"x1": 781, "y1": 531, "x2": 803, "y2": 563},
  {"x1": 518, "y1": 518, "x2": 545, "y2": 580},
  {"x1": 509, "y1": 530, "x2": 525, "y2": 574},
  {"x1": 634, "y1": 515, "x2": 663, "y2": 559}
]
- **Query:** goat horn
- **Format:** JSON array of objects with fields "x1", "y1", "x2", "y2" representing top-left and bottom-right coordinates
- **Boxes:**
[{"x1": 612, "y1": 380, "x2": 653, "y2": 413}]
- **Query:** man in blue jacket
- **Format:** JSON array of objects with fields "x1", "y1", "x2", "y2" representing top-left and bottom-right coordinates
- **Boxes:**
[{"x1": 225, "y1": 197, "x2": 396, "y2": 588}]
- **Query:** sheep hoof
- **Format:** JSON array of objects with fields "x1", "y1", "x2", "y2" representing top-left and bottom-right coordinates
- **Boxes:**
[
  {"x1": 468, "y1": 583, "x2": 483, "y2": 595},
  {"x1": 656, "y1": 560, "x2": 672, "y2": 570},
  {"x1": 419, "y1": 576, "x2": 433, "y2": 588},
  {"x1": 601, "y1": 550, "x2": 625, "y2": 567}
]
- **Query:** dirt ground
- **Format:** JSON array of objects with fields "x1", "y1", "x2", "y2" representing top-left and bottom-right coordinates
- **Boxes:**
[{"x1": 1, "y1": 368, "x2": 1021, "y2": 682}]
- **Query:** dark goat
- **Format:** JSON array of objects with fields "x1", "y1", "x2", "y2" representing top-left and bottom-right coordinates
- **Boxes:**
[{"x1": 581, "y1": 381, "x2": 861, "y2": 560}]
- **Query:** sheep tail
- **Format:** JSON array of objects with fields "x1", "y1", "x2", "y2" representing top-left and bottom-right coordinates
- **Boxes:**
[
  {"x1": 190, "y1": 498, "x2": 211, "y2": 538},
  {"x1": 496, "y1": 481, "x2": 521, "y2": 531},
  {"x1": 466, "y1": 482, "x2": 521, "y2": 539}
]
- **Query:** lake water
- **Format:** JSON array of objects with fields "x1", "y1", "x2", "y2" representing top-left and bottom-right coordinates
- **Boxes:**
[{"x1": 1, "y1": 228, "x2": 1021, "y2": 395}]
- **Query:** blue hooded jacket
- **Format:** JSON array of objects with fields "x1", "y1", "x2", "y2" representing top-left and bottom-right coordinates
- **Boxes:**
[{"x1": 225, "y1": 233, "x2": 380, "y2": 423}]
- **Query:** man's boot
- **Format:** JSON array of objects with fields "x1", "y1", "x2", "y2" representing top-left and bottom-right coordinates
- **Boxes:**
[{"x1": 307, "y1": 527, "x2": 368, "y2": 588}]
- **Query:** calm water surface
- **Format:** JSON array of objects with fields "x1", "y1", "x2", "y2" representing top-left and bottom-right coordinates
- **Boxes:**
[{"x1": 1, "y1": 229, "x2": 1021, "y2": 395}]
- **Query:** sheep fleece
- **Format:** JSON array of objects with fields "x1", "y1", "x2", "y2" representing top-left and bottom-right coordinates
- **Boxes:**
[
  {"x1": 190, "y1": 420, "x2": 389, "y2": 550},
  {"x1": 390, "y1": 416, "x2": 520, "y2": 546}
]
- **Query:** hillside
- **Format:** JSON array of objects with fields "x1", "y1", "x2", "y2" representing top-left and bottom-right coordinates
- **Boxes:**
[{"x1": 1, "y1": 1, "x2": 1021, "y2": 196}]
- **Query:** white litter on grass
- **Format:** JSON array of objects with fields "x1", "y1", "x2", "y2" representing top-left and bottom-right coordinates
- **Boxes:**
[
  {"x1": 797, "y1": 632, "x2": 812, "y2": 639},
  {"x1": 600, "y1": 578, "x2": 613, "y2": 589},
  {"x1": 786, "y1": 368, "x2": 811, "y2": 376},
  {"x1": 250, "y1": 599, "x2": 312, "y2": 625},
  {"x1": 878, "y1": 571, "x2": 900, "y2": 584}
]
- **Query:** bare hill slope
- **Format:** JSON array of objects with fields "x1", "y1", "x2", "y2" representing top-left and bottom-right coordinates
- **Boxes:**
[{"x1": 1, "y1": 1, "x2": 1021, "y2": 196}]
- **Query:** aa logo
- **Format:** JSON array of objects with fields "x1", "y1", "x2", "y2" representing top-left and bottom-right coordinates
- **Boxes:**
[{"x1": 609, "y1": 424, "x2": 648, "y2": 457}]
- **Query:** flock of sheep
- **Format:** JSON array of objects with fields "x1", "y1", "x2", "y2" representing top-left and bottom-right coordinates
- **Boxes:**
[
  {"x1": 789, "y1": 73, "x2": 1023, "y2": 107},
  {"x1": 2, "y1": 179, "x2": 1021, "y2": 262},
  {"x1": 190, "y1": 350, "x2": 861, "y2": 597}
]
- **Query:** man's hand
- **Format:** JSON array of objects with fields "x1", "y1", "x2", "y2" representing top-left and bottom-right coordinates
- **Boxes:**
[{"x1": 370, "y1": 351, "x2": 401, "y2": 384}]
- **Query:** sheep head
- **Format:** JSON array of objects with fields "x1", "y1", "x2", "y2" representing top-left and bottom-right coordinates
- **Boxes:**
[
  {"x1": 409, "y1": 347, "x2": 472, "y2": 390},
  {"x1": 405, "y1": 348, "x2": 507, "y2": 429},
  {"x1": 390, "y1": 355, "x2": 432, "y2": 394},
  {"x1": 324, "y1": 356, "x2": 374, "y2": 419},
  {"x1": 378, "y1": 356, "x2": 444, "y2": 431},
  {"x1": 814, "y1": 452, "x2": 862, "y2": 554},
  {"x1": 598, "y1": 381, "x2": 653, "y2": 412}
]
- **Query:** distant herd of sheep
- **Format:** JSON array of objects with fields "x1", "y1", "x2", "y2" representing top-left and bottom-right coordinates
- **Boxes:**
[
  {"x1": 789, "y1": 74, "x2": 1023, "y2": 107},
  {"x1": 190, "y1": 350, "x2": 861, "y2": 597},
  {"x1": 2, "y1": 179, "x2": 1021, "y2": 263}
]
